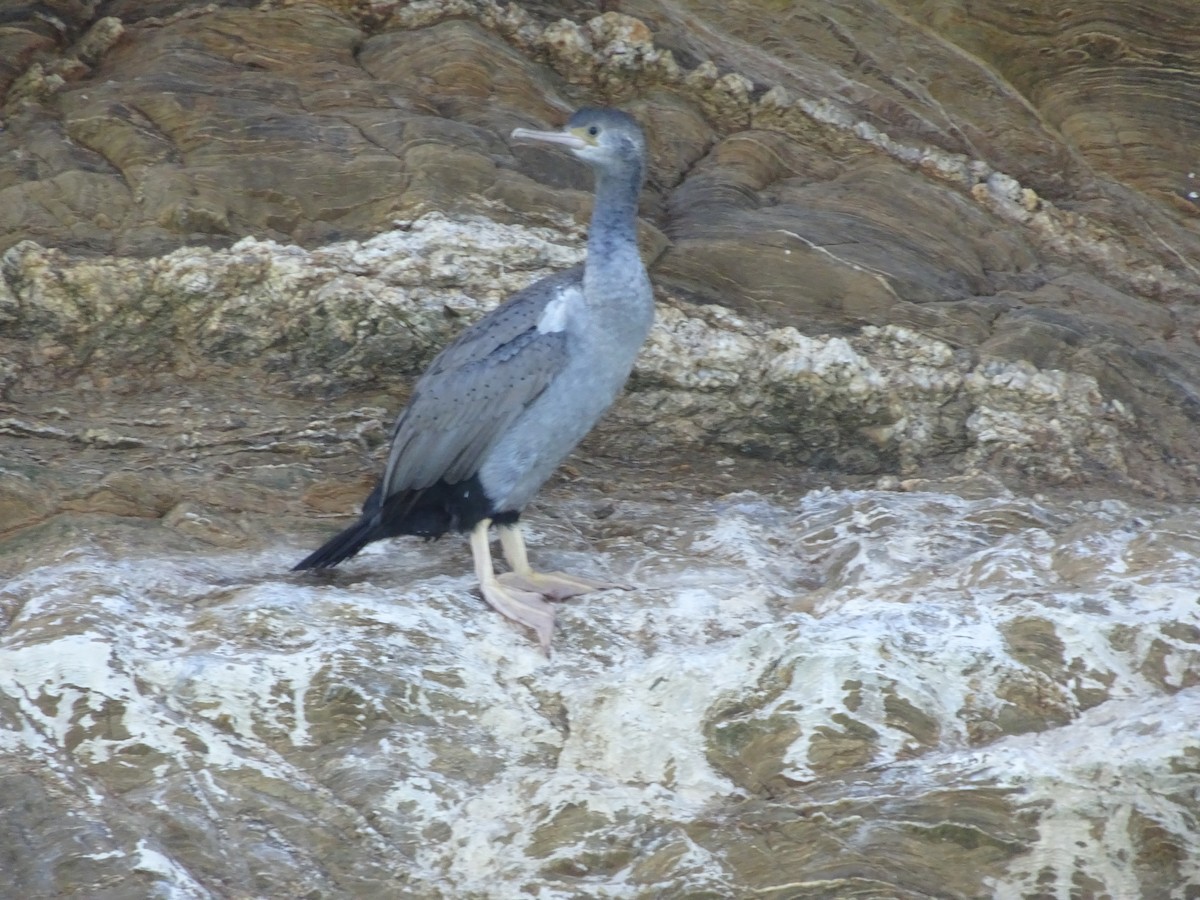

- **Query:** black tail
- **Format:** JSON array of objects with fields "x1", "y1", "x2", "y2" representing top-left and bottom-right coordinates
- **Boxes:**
[{"x1": 293, "y1": 516, "x2": 379, "y2": 571}]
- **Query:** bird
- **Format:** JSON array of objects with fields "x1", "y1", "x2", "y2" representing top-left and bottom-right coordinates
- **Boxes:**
[{"x1": 293, "y1": 107, "x2": 654, "y2": 653}]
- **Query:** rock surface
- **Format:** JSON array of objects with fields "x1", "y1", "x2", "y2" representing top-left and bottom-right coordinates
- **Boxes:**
[
  {"x1": 4, "y1": 0, "x2": 1200, "y2": 491},
  {"x1": 3, "y1": 1, "x2": 1200, "y2": 897}
]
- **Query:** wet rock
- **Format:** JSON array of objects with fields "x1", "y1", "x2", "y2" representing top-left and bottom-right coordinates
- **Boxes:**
[{"x1": 4, "y1": 480, "x2": 1200, "y2": 897}]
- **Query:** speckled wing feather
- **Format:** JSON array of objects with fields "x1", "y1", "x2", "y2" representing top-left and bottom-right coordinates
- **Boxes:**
[{"x1": 381, "y1": 266, "x2": 581, "y2": 495}]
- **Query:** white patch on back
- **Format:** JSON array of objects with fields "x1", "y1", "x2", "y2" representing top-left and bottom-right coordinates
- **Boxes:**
[{"x1": 536, "y1": 286, "x2": 576, "y2": 334}]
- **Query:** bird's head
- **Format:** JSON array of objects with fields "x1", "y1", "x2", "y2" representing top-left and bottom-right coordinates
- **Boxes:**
[{"x1": 512, "y1": 107, "x2": 646, "y2": 177}]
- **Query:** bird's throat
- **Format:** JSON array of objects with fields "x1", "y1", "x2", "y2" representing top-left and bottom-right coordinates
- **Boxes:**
[{"x1": 586, "y1": 164, "x2": 643, "y2": 266}]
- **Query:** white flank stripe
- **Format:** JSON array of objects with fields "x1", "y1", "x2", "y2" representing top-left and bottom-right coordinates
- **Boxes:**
[{"x1": 536, "y1": 291, "x2": 570, "y2": 333}]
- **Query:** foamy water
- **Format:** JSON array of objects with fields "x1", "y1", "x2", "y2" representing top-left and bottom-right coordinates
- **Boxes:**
[{"x1": 2, "y1": 482, "x2": 1197, "y2": 896}]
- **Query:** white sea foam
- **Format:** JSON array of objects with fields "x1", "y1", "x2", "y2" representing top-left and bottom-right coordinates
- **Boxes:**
[{"x1": 1, "y1": 487, "x2": 1197, "y2": 895}]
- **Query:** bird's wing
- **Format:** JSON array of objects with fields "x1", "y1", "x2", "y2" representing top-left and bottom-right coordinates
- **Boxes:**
[{"x1": 381, "y1": 267, "x2": 582, "y2": 495}]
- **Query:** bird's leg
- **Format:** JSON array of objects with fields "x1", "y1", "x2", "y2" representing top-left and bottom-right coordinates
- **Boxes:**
[
  {"x1": 470, "y1": 519, "x2": 556, "y2": 654},
  {"x1": 496, "y1": 522, "x2": 629, "y2": 600}
]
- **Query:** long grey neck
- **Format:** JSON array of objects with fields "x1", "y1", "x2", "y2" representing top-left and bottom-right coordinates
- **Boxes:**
[{"x1": 585, "y1": 162, "x2": 644, "y2": 282}]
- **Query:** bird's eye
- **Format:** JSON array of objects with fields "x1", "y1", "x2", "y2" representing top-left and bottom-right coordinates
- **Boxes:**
[{"x1": 587, "y1": 125, "x2": 599, "y2": 136}]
